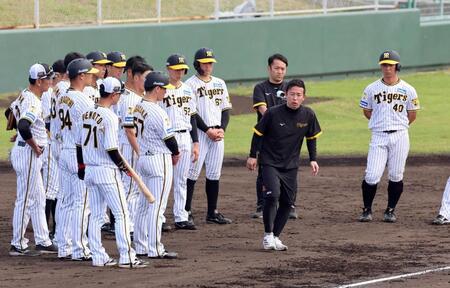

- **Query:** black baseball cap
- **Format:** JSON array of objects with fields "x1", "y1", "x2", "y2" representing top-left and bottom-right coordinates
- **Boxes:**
[
  {"x1": 379, "y1": 50, "x2": 400, "y2": 65},
  {"x1": 29, "y1": 63, "x2": 54, "y2": 80},
  {"x1": 52, "y1": 60, "x2": 66, "y2": 74},
  {"x1": 67, "y1": 58, "x2": 99, "y2": 79},
  {"x1": 107, "y1": 51, "x2": 127, "y2": 68},
  {"x1": 87, "y1": 51, "x2": 111, "y2": 65},
  {"x1": 144, "y1": 71, "x2": 175, "y2": 91},
  {"x1": 166, "y1": 54, "x2": 189, "y2": 70},
  {"x1": 194, "y1": 47, "x2": 217, "y2": 63}
]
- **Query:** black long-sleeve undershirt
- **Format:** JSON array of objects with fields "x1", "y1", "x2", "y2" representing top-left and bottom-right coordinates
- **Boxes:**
[
  {"x1": 195, "y1": 114, "x2": 209, "y2": 132},
  {"x1": 221, "y1": 110, "x2": 230, "y2": 131},
  {"x1": 18, "y1": 119, "x2": 33, "y2": 141},
  {"x1": 190, "y1": 115, "x2": 199, "y2": 143},
  {"x1": 306, "y1": 139, "x2": 317, "y2": 162},
  {"x1": 164, "y1": 136, "x2": 179, "y2": 155}
]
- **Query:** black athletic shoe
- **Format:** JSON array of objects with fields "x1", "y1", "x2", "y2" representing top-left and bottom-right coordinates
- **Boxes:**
[
  {"x1": 289, "y1": 206, "x2": 298, "y2": 219},
  {"x1": 359, "y1": 208, "x2": 373, "y2": 222},
  {"x1": 9, "y1": 245, "x2": 40, "y2": 256},
  {"x1": 35, "y1": 244, "x2": 58, "y2": 254},
  {"x1": 162, "y1": 223, "x2": 172, "y2": 233},
  {"x1": 174, "y1": 221, "x2": 197, "y2": 230},
  {"x1": 383, "y1": 208, "x2": 397, "y2": 223},
  {"x1": 72, "y1": 255, "x2": 92, "y2": 261},
  {"x1": 251, "y1": 206, "x2": 263, "y2": 219},
  {"x1": 148, "y1": 251, "x2": 178, "y2": 259},
  {"x1": 206, "y1": 212, "x2": 232, "y2": 224},
  {"x1": 187, "y1": 211, "x2": 195, "y2": 225}
]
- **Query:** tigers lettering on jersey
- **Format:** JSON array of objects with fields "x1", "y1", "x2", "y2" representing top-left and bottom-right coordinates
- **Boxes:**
[{"x1": 161, "y1": 83, "x2": 196, "y2": 131}]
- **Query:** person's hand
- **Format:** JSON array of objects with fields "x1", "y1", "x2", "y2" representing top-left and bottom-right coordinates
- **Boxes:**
[
  {"x1": 191, "y1": 142, "x2": 199, "y2": 162},
  {"x1": 310, "y1": 161, "x2": 319, "y2": 176},
  {"x1": 206, "y1": 128, "x2": 218, "y2": 140},
  {"x1": 10, "y1": 134, "x2": 17, "y2": 142},
  {"x1": 33, "y1": 145, "x2": 43, "y2": 158},
  {"x1": 246, "y1": 157, "x2": 257, "y2": 171},
  {"x1": 215, "y1": 128, "x2": 225, "y2": 141},
  {"x1": 172, "y1": 152, "x2": 181, "y2": 165}
]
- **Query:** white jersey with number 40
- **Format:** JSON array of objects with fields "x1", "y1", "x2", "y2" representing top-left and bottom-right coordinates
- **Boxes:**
[{"x1": 359, "y1": 79, "x2": 420, "y2": 132}]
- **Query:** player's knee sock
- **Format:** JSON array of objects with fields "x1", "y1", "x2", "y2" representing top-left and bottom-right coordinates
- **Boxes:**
[
  {"x1": 185, "y1": 178, "x2": 196, "y2": 212},
  {"x1": 273, "y1": 202, "x2": 291, "y2": 237},
  {"x1": 205, "y1": 178, "x2": 219, "y2": 216},
  {"x1": 263, "y1": 193, "x2": 278, "y2": 233},
  {"x1": 51, "y1": 199, "x2": 57, "y2": 234},
  {"x1": 387, "y1": 180, "x2": 403, "y2": 209},
  {"x1": 109, "y1": 209, "x2": 115, "y2": 227},
  {"x1": 362, "y1": 180, "x2": 378, "y2": 209},
  {"x1": 256, "y1": 168, "x2": 264, "y2": 208},
  {"x1": 45, "y1": 199, "x2": 52, "y2": 228}
]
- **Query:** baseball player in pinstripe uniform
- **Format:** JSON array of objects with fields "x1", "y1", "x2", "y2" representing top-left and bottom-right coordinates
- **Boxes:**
[
  {"x1": 162, "y1": 54, "x2": 199, "y2": 230},
  {"x1": 184, "y1": 47, "x2": 232, "y2": 225},
  {"x1": 133, "y1": 71, "x2": 180, "y2": 259},
  {"x1": 433, "y1": 182, "x2": 450, "y2": 225},
  {"x1": 76, "y1": 77, "x2": 147, "y2": 268},
  {"x1": 359, "y1": 50, "x2": 420, "y2": 223},
  {"x1": 57, "y1": 58, "x2": 98, "y2": 260},
  {"x1": 9, "y1": 63, "x2": 57, "y2": 256},
  {"x1": 116, "y1": 60, "x2": 152, "y2": 236},
  {"x1": 41, "y1": 60, "x2": 66, "y2": 240},
  {"x1": 84, "y1": 51, "x2": 111, "y2": 104}
]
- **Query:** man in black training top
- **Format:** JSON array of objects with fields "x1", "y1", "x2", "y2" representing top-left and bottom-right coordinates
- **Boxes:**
[
  {"x1": 247, "y1": 79, "x2": 321, "y2": 251},
  {"x1": 251, "y1": 54, "x2": 298, "y2": 219}
]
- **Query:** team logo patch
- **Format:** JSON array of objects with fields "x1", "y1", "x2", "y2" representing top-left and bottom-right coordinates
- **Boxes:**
[
  {"x1": 183, "y1": 89, "x2": 191, "y2": 95},
  {"x1": 383, "y1": 52, "x2": 390, "y2": 59},
  {"x1": 412, "y1": 98, "x2": 420, "y2": 106},
  {"x1": 206, "y1": 51, "x2": 213, "y2": 57},
  {"x1": 213, "y1": 82, "x2": 222, "y2": 89},
  {"x1": 24, "y1": 112, "x2": 36, "y2": 122},
  {"x1": 296, "y1": 122, "x2": 308, "y2": 128},
  {"x1": 125, "y1": 116, "x2": 134, "y2": 122},
  {"x1": 127, "y1": 106, "x2": 134, "y2": 114},
  {"x1": 397, "y1": 88, "x2": 407, "y2": 94}
]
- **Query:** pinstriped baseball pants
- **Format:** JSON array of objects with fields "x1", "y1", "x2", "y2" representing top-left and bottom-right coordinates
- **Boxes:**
[
  {"x1": 172, "y1": 132, "x2": 192, "y2": 222},
  {"x1": 10, "y1": 145, "x2": 52, "y2": 250},
  {"x1": 438, "y1": 177, "x2": 450, "y2": 219},
  {"x1": 188, "y1": 130, "x2": 224, "y2": 181},
  {"x1": 134, "y1": 153, "x2": 173, "y2": 257},
  {"x1": 364, "y1": 130, "x2": 410, "y2": 185},
  {"x1": 85, "y1": 166, "x2": 136, "y2": 266},
  {"x1": 42, "y1": 140, "x2": 60, "y2": 201},
  {"x1": 120, "y1": 143, "x2": 139, "y2": 233}
]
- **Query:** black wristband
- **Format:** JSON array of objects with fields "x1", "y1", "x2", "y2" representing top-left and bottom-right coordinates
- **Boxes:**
[{"x1": 164, "y1": 136, "x2": 179, "y2": 155}]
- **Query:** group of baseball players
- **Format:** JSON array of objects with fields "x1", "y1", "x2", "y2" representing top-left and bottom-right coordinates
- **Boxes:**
[
  {"x1": 5, "y1": 47, "x2": 450, "y2": 263},
  {"x1": 6, "y1": 47, "x2": 232, "y2": 267}
]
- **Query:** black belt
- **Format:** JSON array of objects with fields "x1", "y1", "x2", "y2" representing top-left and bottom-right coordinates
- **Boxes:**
[
  {"x1": 175, "y1": 130, "x2": 187, "y2": 133},
  {"x1": 383, "y1": 130, "x2": 397, "y2": 134}
]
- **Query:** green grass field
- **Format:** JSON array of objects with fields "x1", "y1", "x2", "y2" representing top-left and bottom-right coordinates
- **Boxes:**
[
  {"x1": 225, "y1": 70, "x2": 450, "y2": 156},
  {"x1": 1, "y1": 70, "x2": 449, "y2": 160}
]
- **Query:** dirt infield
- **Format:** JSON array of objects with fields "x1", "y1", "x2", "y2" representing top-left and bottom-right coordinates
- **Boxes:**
[{"x1": 1, "y1": 160, "x2": 450, "y2": 288}]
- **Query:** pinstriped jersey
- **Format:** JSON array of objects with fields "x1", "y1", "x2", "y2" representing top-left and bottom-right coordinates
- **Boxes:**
[
  {"x1": 83, "y1": 85, "x2": 100, "y2": 104},
  {"x1": 116, "y1": 88, "x2": 142, "y2": 145},
  {"x1": 58, "y1": 88, "x2": 95, "y2": 149},
  {"x1": 134, "y1": 100, "x2": 173, "y2": 155},
  {"x1": 78, "y1": 105, "x2": 119, "y2": 169},
  {"x1": 185, "y1": 75, "x2": 232, "y2": 127},
  {"x1": 12, "y1": 89, "x2": 48, "y2": 146},
  {"x1": 41, "y1": 88, "x2": 53, "y2": 121},
  {"x1": 159, "y1": 82, "x2": 196, "y2": 131},
  {"x1": 50, "y1": 80, "x2": 70, "y2": 141},
  {"x1": 360, "y1": 79, "x2": 420, "y2": 132}
]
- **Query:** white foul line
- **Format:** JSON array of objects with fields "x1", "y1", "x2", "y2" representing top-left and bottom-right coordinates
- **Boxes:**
[{"x1": 335, "y1": 265, "x2": 450, "y2": 288}]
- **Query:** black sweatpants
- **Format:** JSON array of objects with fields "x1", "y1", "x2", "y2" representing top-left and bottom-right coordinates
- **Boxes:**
[{"x1": 261, "y1": 165, "x2": 298, "y2": 237}]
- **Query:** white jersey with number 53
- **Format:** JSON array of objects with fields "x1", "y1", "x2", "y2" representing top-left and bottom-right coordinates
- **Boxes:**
[{"x1": 359, "y1": 79, "x2": 420, "y2": 132}]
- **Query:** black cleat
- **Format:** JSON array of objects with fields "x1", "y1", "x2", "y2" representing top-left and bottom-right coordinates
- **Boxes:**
[
  {"x1": 35, "y1": 244, "x2": 58, "y2": 254},
  {"x1": 9, "y1": 245, "x2": 40, "y2": 257},
  {"x1": 174, "y1": 221, "x2": 197, "y2": 230},
  {"x1": 206, "y1": 212, "x2": 232, "y2": 224},
  {"x1": 359, "y1": 208, "x2": 373, "y2": 222},
  {"x1": 383, "y1": 208, "x2": 397, "y2": 223},
  {"x1": 148, "y1": 251, "x2": 178, "y2": 259},
  {"x1": 251, "y1": 206, "x2": 263, "y2": 219},
  {"x1": 289, "y1": 206, "x2": 298, "y2": 219}
]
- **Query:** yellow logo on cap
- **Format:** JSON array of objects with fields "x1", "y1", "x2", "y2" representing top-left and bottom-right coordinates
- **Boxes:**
[
  {"x1": 121, "y1": 54, "x2": 126, "y2": 60},
  {"x1": 179, "y1": 57, "x2": 185, "y2": 63},
  {"x1": 384, "y1": 52, "x2": 390, "y2": 59},
  {"x1": 206, "y1": 51, "x2": 213, "y2": 57}
]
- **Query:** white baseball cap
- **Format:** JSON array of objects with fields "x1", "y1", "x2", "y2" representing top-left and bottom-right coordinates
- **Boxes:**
[
  {"x1": 29, "y1": 63, "x2": 54, "y2": 80},
  {"x1": 102, "y1": 77, "x2": 124, "y2": 94}
]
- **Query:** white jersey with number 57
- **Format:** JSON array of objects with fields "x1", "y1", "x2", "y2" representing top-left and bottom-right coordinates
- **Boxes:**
[{"x1": 359, "y1": 79, "x2": 420, "y2": 132}]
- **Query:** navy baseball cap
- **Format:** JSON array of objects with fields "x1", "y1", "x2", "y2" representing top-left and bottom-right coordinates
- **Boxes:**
[
  {"x1": 87, "y1": 51, "x2": 111, "y2": 65},
  {"x1": 166, "y1": 54, "x2": 189, "y2": 70},
  {"x1": 194, "y1": 47, "x2": 217, "y2": 63},
  {"x1": 107, "y1": 51, "x2": 127, "y2": 68},
  {"x1": 379, "y1": 50, "x2": 400, "y2": 65},
  {"x1": 144, "y1": 71, "x2": 175, "y2": 91},
  {"x1": 67, "y1": 58, "x2": 99, "y2": 79},
  {"x1": 52, "y1": 60, "x2": 66, "y2": 74}
]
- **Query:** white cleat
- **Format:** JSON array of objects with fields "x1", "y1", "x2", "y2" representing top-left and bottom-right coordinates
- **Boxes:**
[
  {"x1": 263, "y1": 233, "x2": 276, "y2": 250},
  {"x1": 274, "y1": 237, "x2": 288, "y2": 251}
]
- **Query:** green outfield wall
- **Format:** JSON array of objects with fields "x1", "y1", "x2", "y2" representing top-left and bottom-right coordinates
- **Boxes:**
[{"x1": 0, "y1": 9, "x2": 449, "y2": 93}]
